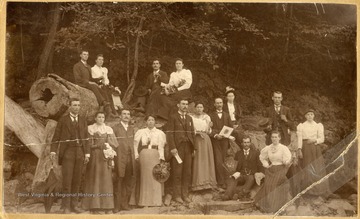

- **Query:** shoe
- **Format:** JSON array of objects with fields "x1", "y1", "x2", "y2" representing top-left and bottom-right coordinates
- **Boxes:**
[
  {"x1": 105, "y1": 210, "x2": 112, "y2": 214},
  {"x1": 232, "y1": 193, "x2": 239, "y2": 200},
  {"x1": 174, "y1": 197, "x2": 184, "y2": 204},
  {"x1": 62, "y1": 208, "x2": 71, "y2": 214},
  {"x1": 121, "y1": 205, "x2": 131, "y2": 211},
  {"x1": 183, "y1": 196, "x2": 191, "y2": 203},
  {"x1": 113, "y1": 208, "x2": 120, "y2": 213},
  {"x1": 164, "y1": 194, "x2": 172, "y2": 206},
  {"x1": 71, "y1": 207, "x2": 85, "y2": 213},
  {"x1": 221, "y1": 195, "x2": 231, "y2": 201}
]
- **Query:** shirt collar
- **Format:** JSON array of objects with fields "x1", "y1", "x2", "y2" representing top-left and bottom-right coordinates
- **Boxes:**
[
  {"x1": 178, "y1": 111, "x2": 186, "y2": 116},
  {"x1": 274, "y1": 104, "x2": 281, "y2": 108},
  {"x1": 146, "y1": 127, "x2": 157, "y2": 132},
  {"x1": 81, "y1": 60, "x2": 87, "y2": 65},
  {"x1": 153, "y1": 69, "x2": 160, "y2": 74},
  {"x1": 69, "y1": 112, "x2": 78, "y2": 118},
  {"x1": 120, "y1": 121, "x2": 129, "y2": 128},
  {"x1": 216, "y1": 110, "x2": 223, "y2": 113}
]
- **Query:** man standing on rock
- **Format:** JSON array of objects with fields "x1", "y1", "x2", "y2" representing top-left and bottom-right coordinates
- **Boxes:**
[
  {"x1": 50, "y1": 98, "x2": 90, "y2": 214},
  {"x1": 112, "y1": 108, "x2": 136, "y2": 212},
  {"x1": 209, "y1": 97, "x2": 235, "y2": 189},
  {"x1": 262, "y1": 91, "x2": 294, "y2": 145},
  {"x1": 73, "y1": 50, "x2": 116, "y2": 118},
  {"x1": 167, "y1": 98, "x2": 195, "y2": 204}
]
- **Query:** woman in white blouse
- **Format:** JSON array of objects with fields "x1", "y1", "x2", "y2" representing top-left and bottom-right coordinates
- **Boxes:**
[
  {"x1": 91, "y1": 54, "x2": 121, "y2": 117},
  {"x1": 133, "y1": 115, "x2": 166, "y2": 207},
  {"x1": 254, "y1": 131, "x2": 292, "y2": 213},
  {"x1": 297, "y1": 109, "x2": 329, "y2": 196},
  {"x1": 157, "y1": 58, "x2": 193, "y2": 120}
]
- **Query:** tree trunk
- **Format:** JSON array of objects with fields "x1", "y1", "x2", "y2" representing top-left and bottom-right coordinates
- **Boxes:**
[
  {"x1": 36, "y1": 2, "x2": 61, "y2": 80},
  {"x1": 122, "y1": 17, "x2": 145, "y2": 104},
  {"x1": 29, "y1": 74, "x2": 99, "y2": 120},
  {"x1": 32, "y1": 120, "x2": 62, "y2": 192},
  {"x1": 4, "y1": 96, "x2": 45, "y2": 158}
]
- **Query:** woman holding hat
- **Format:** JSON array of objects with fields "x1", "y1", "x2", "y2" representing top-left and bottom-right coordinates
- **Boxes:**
[
  {"x1": 133, "y1": 115, "x2": 166, "y2": 206},
  {"x1": 297, "y1": 109, "x2": 329, "y2": 196}
]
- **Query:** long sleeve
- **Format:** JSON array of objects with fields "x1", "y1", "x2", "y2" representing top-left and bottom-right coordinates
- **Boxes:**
[
  {"x1": 158, "y1": 130, "x2": 166, "y2": 160},
  {"x1": 108, "y1": 133, "x2": 119, "y2": 148},
  {"x1": 281, "y1": 146, "x2": 292, "y2": 165},
  {"x1": 83, "y1": 120, "x2": 91, "y2": 155},
  {"x1": 315, "y1": 123, "x2": 325, "y2": 145},
  {"x1": 259, "y1": 147, "x2": 270, "y2": 168},
  {"x1": 177, "y1": 69, "x2": 192, "y2": 91},
  {"x1": 103, "y1": 68, "x2": 109, "y2": 85},
  {"x1": 73, "y1": 64, "x2": 89, "y2": 86},
  {"x1": 285, "y1": 107, "x2": 294, "y2": 130},
  {"x1": 297, "y1": 123, "x2": 303, "y2": 149},
  {"x1": 133, "y1": 129, "x2": 143, "y2": 159},
  {"x1": 50, "y1": 118, "x2": 63, "y2": 153},
  {"x1": 167, "y1": 115, "x2": 177, "y2": 150},
  {"x1": 160, "y1": 71, "x2": 169, "y2": 84}
]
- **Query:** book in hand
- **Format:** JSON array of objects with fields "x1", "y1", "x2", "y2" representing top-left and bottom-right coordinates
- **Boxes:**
[
  {"x1": 231, "y1": 172, "x2": 241, "y2": 179},
  {"x1": 219, "y1": 125, "x2": 234, "y2": 138}
]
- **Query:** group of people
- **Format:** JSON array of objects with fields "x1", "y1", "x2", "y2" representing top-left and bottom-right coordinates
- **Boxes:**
[{"x1": 49, "y1": 52, "x2": 331, "y2": 214}]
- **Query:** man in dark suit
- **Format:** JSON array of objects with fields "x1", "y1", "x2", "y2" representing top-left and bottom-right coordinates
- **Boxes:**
[
  {"x1": 50, "y1": 98, "x2": 90, "y2": 214},
  {"x1": 221, "y1": 136, "x2": 264, "y2": 200},
  {"x1": 145, "y1": 59, "x2": 169, "y2": 115},
  {"x1": 73, "y1": 50, "x2": 116, "y2": 118},
  {"x1": 167, "y1": 98, "x2": 195, "y2": 204},
  {"x1": 112, "y1": 108, "x2": 136, "y2": 212},
  {"x1": 209, "y1": 97, "x2": 235, "y2": 189},
  {"x1": 263, "y1": 91, "x2": 294, "y2": 145}
]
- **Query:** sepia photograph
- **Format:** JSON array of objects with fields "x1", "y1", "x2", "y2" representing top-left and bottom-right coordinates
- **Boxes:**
[{"x1": 2, "y1": 1, "x2": 358, "y2": 217}]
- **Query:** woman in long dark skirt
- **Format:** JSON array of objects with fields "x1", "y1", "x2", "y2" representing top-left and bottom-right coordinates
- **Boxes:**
[
  {"x1": 82, "y1": 112, "x2": 118, "y2": 214},
  {"x1": 297, "y1": 109, "x2": 330, "y2": 196},
  {"x1": 254, "y1": 131, "x2": 292, "y2": 213}
]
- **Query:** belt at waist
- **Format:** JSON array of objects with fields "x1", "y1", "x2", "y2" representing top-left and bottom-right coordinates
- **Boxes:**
[{"x1": 141, "y1": 145, "x2": 158, "y2": 150}]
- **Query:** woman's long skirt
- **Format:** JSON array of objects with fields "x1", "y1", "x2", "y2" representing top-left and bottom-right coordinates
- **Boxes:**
[
  {"x1": 138, "y1": 149, "x2": 163, "y2": 206},
  {"x1": 191, "y1": 133, "x2": 217, "y2": 191},
  {"x1": 82, "y1": 148, "x2": 114, "y2": 210},
  {"x1": 301, "y1": 141, "x2": 330, "y2": 195},
  {"x1": 254, "y1": 165, "x2": 289, "y2": 213}
]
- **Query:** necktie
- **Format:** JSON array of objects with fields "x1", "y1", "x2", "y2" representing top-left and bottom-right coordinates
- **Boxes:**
[
  {"x1": 71, "y1": 115, "x2": 78, "y2": 123},
  {"x1": 276, "y1": 106, "x2": 280, "y2": 114}
]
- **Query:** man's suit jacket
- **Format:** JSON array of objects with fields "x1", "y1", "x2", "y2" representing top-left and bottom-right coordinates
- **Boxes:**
[
  {"x1": 209, "y1": 111, "x2": 232, "y2": 149},
  {"x1": 73, "y1": 61, "x2": 92, "y2": 87},
  {"x1": 145, "y1": 70, "x2": 169, "y2": 91},
  {"x1": 263, "y1": 105, "x2": 294, "y2": 145},
  {"x1": 112, "y1": 123, "x2": 136, "y2": 178},
  {"x1": 234, "y1": 147, "x2": 263, "y2": 175},
  {"x1": 223, "y1": 100, "x2": 242, "y2": 123},
  {"x1": 50, "y1": 114, "x2": 90, "y2": 165},
  {"x1": 166, "y1": 113, "x2": 195, "y2": 151}
]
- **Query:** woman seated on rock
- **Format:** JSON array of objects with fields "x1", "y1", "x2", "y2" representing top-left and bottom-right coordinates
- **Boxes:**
[
  {"x1": 157, "y1": 58, "x2": 193, "y2": 120},
  {"x1": 91, "y1": 54, "x2": 122, "y2": 117}
]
